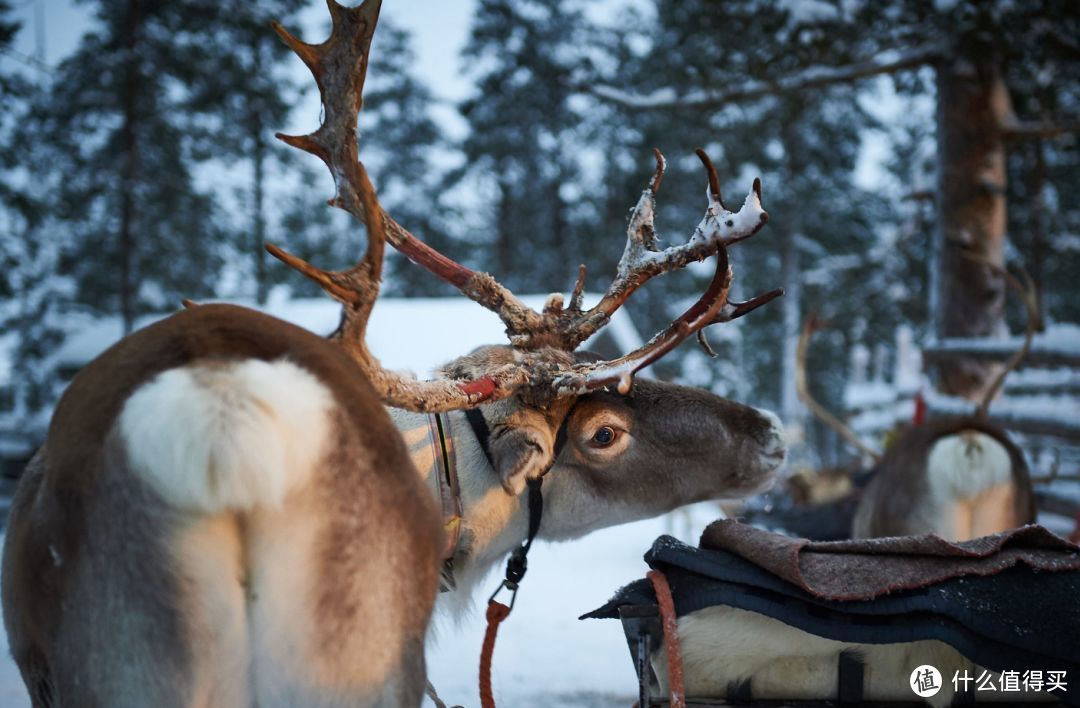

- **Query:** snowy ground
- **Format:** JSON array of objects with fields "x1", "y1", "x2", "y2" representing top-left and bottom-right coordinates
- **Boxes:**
[{"x1": 0, "y1": 505, "x2": 720, "y2": 708}]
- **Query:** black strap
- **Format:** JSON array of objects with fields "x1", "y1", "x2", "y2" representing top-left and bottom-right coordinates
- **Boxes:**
[
  {"x1": 464, "y1": 407, "x2": 493, "y2": 465},
  {"x1": 433, "y1": 414, "x2": 453, "y2": 490},
  {"x1": 553, "y1": 416, "x2": 570, "y2": 458},
  {"x1": 504, "y1": 477, "x2": 544, "y2": 586},
  {"x1": 837, "y1": 650, "x2": 864, "y2": 704},
  {"x1": 465, "y1": 406, "x2": 572, "y2": 469}
]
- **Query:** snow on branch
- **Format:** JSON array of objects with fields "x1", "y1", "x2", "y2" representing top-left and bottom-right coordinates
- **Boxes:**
[
  {"x1": 923, "y1": 324, "x2": 1080, "y2": 370},
  {"x1": 592, "y1": 44, "x2": 944, "y2": 111}
]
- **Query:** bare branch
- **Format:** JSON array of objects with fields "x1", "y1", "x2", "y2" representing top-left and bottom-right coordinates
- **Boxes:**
[
  {"x1": 593, "y1": 44, "x2": 944, "y2": 111},
  {"x1": 1002, "y1": 120, "x2": 1080, "y2": 141}
]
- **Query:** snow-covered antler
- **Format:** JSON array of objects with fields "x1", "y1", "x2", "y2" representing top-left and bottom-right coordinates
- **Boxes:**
[{"x1": 268, "y1": 0, "x2": 781, "y2": 408}]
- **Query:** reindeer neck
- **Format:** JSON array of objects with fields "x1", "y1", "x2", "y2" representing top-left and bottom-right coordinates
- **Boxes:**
[{"x1": 387, "y1": 408, "x2": 530, "y2": 597}]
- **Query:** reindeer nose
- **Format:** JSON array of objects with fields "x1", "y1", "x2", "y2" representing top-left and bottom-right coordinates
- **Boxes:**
[{"x1": 753, "y1": 407, "x2": 787, "y2": 472}]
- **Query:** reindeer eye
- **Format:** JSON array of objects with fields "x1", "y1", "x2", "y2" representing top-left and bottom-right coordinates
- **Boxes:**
[{"x1": 591, "y1": 426, "x2": 617, "y2": 447}]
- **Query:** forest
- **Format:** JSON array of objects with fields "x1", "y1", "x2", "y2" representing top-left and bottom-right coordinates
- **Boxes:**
[{"x1": 1, "y1": 0, "x2": 1077, "y2": 470}]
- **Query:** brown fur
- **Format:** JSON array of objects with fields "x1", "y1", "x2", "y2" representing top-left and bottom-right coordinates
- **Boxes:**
[
  {"x1": 2, "y1": 304, "x2": 444, "y2": 706},
  {"x1": 853, "y1": 418, "x2": 1034, "y2": 539}
]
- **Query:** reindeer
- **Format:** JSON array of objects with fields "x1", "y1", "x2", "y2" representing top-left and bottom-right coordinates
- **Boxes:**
[
  {"x1": 1, "y1": 2, "x2": 786, "y2": 706},
  {"x1": 795, "y1": 254, "x2": 1038, "y2": 541}
]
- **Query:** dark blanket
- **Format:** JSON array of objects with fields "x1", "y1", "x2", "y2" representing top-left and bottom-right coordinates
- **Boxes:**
[
  {"x1": 583, "y1": 526, "x2": 1080, "y2": 704},
  {"x1": 700, "y1": 519, "x2": 1080, "y2": 601}
]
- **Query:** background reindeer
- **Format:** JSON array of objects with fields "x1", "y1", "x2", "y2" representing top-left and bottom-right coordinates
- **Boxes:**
[
  {"x1": 795, "y1": 254, "x2": 1038, "y2": 541},
  {"x1": 1, "y1": 2, "x2": 785, "y2": 706}
]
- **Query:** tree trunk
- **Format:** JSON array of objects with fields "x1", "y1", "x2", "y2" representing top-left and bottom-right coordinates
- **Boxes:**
[
  {"x1": 779, "y1": 227, "x2": 803, "y2": 426},
  {"x1": 496, "y1": 176, "x2": 513, "y2": 277},
  {"x1": 933, "y1": 48, "x2": 1012, "y2": 399},
  {"x1": 252, "y1": 35, "x2": 268, "y2": 305},
  {"x1": 1029, "y1": 140, "x2": 1046, "y2": 330},
  {"x1": 253, "y1": 133, "x2": 267, "y2": 304},
  {"x1": 780, "y1": 112, "x2": 807, "y2": 447},
  {"x1": 119, "y1": 0, "x2": 140, "y2": 334}
]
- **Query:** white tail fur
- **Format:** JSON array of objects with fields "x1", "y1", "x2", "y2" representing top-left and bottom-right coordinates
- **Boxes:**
[
  {"x1": 119, "y1": 359, "x2": 334, "y2": 513},
  {"x1": 926, "y1": 431, "x2": 1011, "y2": 500}
]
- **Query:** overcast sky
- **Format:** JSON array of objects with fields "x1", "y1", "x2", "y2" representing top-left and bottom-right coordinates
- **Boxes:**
[{"x1": 8, "y1": 0, "x2": 478, "y2": 100}]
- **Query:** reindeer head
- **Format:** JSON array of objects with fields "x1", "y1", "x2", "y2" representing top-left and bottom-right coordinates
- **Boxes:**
[{"x1": 269, "y1": 0, "x2": 786, "y2": 503}]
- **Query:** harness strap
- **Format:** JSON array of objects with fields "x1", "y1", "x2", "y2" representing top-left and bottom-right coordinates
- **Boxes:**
[
  {"x1": 464, "y1": 405, "x2": 574, "y2": 468},
  {"x1": 464, "y1": 407, "x2": 493, "y2": 464},
  {"x1": 469, "y1": 403, "x2": 572, "y2": 708},
  {"x1": 428, "y1": 413, "x2": 462, "y2": 592},
  {"x1": 648, "y1": 569, "x2": 686, "y2": 708}
]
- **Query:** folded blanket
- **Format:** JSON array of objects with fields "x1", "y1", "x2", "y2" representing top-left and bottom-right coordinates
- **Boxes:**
[
  {"x1": 700, "y1": 520, "x2": 1080, "y2": 601},
  {"x1": 583, "y1": 523, "x2": 1080, "y2": 696}
]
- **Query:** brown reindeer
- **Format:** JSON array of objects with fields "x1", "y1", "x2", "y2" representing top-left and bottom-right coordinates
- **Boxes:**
[
  {"x1": 796, "y1": 255, "x2": 1038, "y2": 541},
  {"x1": 1, "y1": 2, "x2": 785, "y2": 706}
]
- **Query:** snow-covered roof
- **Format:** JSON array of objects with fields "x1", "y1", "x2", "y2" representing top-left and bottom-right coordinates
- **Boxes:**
[{"x1": 53, "y1": 293, "x2": 645, "y2": 377}]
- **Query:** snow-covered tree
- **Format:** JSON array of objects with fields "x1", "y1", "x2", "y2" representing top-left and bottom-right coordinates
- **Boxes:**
[
  {"x1": 596, "y1": 0, "x2": 1080, "y2": 407},
  {"x1": 588, "y1": 0, "x2": 893, "y2": 449},
  {"x1": 454, "y1": 0, "x2": 595, "y2": 293}
]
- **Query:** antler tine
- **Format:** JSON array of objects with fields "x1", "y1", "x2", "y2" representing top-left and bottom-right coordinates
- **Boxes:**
[
  {"x1": 555, "y1": 249, "x2": 737, "y2": 395},
  {"x1": 713, "y1": 287, "x2": 785, "y2": 323},
  {"x1": 696, "y1": 286, "x2": 785, "y2": 357},
  {"x1": 695, "y1": 147, "x2": 725, "y2": 210},
  {"x1": 649, "y1": 147, "x2": 666, "y2": 195},
  {"x1": 796, "y1": 315, "x2": 883, "y2": 462},
  {"x1": 560, "y1": 150, "x2": 770, "y2": 352},
  {"x1": 268, "y1": 0, "x2": 543, "y2": 410},
  {"x1": 568, "y1": 264, "x2": 587, "y2": 312},
  {"x1": 273, "y1": 0, "x2": 544, "y2": 345}
]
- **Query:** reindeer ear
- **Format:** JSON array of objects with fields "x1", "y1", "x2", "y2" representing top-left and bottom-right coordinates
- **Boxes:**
[{"x1": 490, "y1": 425, "x2": 553, "y2": 497}]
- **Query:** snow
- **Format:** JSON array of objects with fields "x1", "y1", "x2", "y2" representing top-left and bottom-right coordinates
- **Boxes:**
[
  {"x1": 0, "y1": 589, "x2": 25, "y2": 708},
  {"x1": 592, "y1": 44, "x2": 943, "y2": 111},
  {"x1": 426, "y1": 505, "x2": 722, "y2": 707},
  {"x1": 925, "y1": 322, "x2": 1080, "y2": 363},
  {"x1": 778, "y1": 0, "x2": 841, "y2": 24},
  {"x1": 52, "y1": 293, "x2": 645, "y2": 379}
]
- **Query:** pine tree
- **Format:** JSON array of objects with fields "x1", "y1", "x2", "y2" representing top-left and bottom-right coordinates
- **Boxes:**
[
  {"x1": 362, "y1": 18, "x2": 459, "y2": 297},
  {"x1": 181, "y1": 0, "x2": 309, "y2": 304},
  {"x1": 454, "y1": 0, "x2": 594, "y2": 294},
  {"x1": 0, "y1": 1, "x2": 70, "y2": 439},
  {"x1": 589, "y1": 0, "x2": 890, "y2": 444},
  {"x1": 596, "y1": 0, "x2": 1080, "y2": 405},
  {"x1": 18, "y1": 0, "x2": 231, "y2": 332}
]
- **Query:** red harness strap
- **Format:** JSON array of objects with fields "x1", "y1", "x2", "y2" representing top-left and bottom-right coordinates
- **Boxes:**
[{"x1": 648, "y1": 569, "x2": 687, "y2": 708}]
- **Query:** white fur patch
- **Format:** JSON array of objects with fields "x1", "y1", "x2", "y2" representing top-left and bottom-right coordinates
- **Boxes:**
[
  {"x1": 927, "y1": 432, "x2": 1012, "y2": 501},
  {"x1": 119, "y1": 359, "x2": 335, "y2": 513}
]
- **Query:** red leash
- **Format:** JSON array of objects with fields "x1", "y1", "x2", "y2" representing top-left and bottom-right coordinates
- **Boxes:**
[
  {"x1": 479, "y1": 600, "x2": 513, "y2": 708},
  {"x1": 648, "y1": 569, "x2": 687, "y2": 708},
  {"x1": 477, "y1": 477, "x2": 544, "y2": 708}
]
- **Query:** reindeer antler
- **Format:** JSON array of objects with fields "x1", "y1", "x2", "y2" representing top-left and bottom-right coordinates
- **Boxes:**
[
  {"x1": 269, "y1": 0, "x2": 781, "y2": 410},
  {"x1": 796, "y1": 315, "x2": 884, "y2": 462},
  {"x1": 959, "y1": 251, "x2": 1041, "y2": 421}
]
